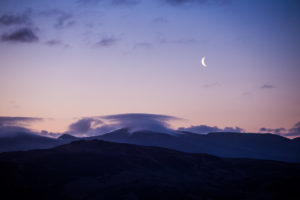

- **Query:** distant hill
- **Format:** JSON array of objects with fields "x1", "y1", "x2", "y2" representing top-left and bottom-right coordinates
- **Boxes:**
[
  {"x1": 0, "y1": 139, "x2": 299, "y2": 200},
  {"x1": 1, "y1": 128, "x2": 299, "y2": 163},
  {"x1": 92, "y1": 129, "x2": 300, "y2": 163},
  {"x1": 0, "y1": 132, "x2": 63, "y2": 152}
]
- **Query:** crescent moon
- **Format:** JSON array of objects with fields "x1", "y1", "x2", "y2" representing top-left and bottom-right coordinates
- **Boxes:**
[{"x1": 201, "y1": 56, "x2": 207, "y2": 67}]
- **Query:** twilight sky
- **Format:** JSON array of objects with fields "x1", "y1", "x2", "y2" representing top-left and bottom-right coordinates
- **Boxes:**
[{"x1": 0, "y1": 0, "x2": 299, "y2": 135}]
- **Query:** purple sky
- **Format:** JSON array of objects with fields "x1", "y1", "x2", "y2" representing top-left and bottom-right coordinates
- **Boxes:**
[{"x1": 0, "y1": 0, "x2": 299, "y2": 136}]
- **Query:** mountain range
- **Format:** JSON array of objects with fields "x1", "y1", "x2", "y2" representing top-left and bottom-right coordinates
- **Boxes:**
[{"x1": 1, "y1": 128, "x2": 300, "y2": 162}]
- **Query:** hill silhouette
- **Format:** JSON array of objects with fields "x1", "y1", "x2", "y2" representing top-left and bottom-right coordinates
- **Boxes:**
[
  {"x1": 1, "y1": 128, "x2": 300, "y2": 162},
  {"x1": 0, "y1": 139, "x2": 299, "y2": 199},
  {"x1": 92, "y1": 129, "x2": 300, "y2": 162}
]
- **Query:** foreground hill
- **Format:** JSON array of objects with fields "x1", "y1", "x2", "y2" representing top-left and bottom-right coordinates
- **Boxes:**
[
  {"x1": 0, "y1": 140, "x2": 299, "y2": 200},
  {"x1": 92, "y1": 129, "x2": 300, "y2": 163}
]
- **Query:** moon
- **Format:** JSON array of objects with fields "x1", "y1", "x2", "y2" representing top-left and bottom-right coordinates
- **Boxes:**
[{"x1": 201, "y1": 56, "x2": 207, "y2": 67}]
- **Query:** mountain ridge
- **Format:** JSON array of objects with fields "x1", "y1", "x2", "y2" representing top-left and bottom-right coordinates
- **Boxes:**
[{"x1": 1, "y1": 128, "x2": 299, "y2": 162}]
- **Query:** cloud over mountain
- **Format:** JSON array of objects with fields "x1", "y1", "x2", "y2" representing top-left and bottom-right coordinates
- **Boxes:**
[
  {"x1": 178, "y1": 124, "x2": 244, "y2": 134},
  {"x1": 0, "y1": 116, "x2": 42, "y2": 138},
  {"x1": 69, "y1": 117, "x2": 103, "y2": 134},
  {"x1": 65, "y1": 113, "x2": 180, "y2": 136},
  {"x1": 260, "y1": 121, "x2": 300, "y2": 137}
]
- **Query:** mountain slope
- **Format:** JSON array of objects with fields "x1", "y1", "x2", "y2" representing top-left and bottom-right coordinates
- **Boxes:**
[
  {"x1": 0, "y1": 139, "x2": 299, "y2": 200},
  {"x1": 93, "y1": 129, "x2": 300, "y2": 162},
  {"x1": 0, "y1": 132, "x2": 63, "y2": 152}
]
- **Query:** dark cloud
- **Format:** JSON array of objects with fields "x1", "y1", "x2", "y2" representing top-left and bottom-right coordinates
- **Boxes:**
[
  {"x1": 1, "y1": 28, "x2": 39, "y2": 43},
  {"x1": 94, "y1": 36, "x2": 119, "y2": 47},
  {"x1": 178, "y1": 125, "x2": 244, "y2": 134},
  {"x1": 0, "y1": 116, "x2": 42, "y2": 127},
  {"x1": 260, "y1": 84, "x2": 275, "y2": 89},
  {"x1": 0, "y1": 10, "x2": 32, "y2": 26}
]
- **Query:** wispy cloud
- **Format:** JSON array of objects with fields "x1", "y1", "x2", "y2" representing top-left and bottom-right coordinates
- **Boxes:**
[
  {"x1": 45, "y1": 39, "x2": 69, "y2": 48},
  {"x1": 54, "y1": 13, "x2": 75, "y2": 29},
  {"x1": 133, "y1": 42, "x2": 152, "y2": 50},
  {"x1": 39, "y1": 10, "x2": 75, "y2": 29},
  {"x1": 158, "y1": 37, "x2": 197, "y2": 45},
  {"x1": 45, "y1": 39, "x2": 62, "y2": 45},
  {"x1": 163, "y1": 0, "x2": 232, "y2": 6},
  {"x1": 0, "y1": 116, "x2": 42, "y2": 127},
  {"x1": 203, "y1": 82, "x2": 221, "y2": 88},
  {"x1": 94, "y1": 36, "x2": 120, "y2": 47},
  {"x1": 77, "y1": 0, "x2": 140, "y2": 6},
  {"x1": 0, "y1": 10, "x2": 32, "y2": 26},
  {"x1": 260, "y1": 84, "x2": 275, "y2": 89}
]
